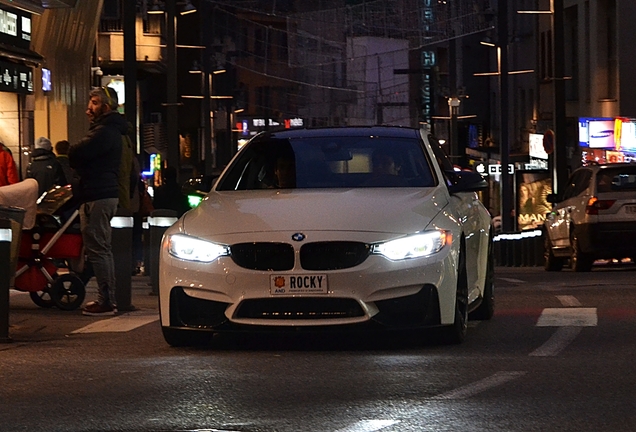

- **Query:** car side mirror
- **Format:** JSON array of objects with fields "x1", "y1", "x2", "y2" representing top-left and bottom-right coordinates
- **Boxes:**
[{"x1": 446, "y1": 170, "x2": 488, "y2": 194}]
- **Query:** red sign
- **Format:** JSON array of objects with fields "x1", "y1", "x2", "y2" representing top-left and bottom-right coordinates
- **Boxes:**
[{"x1": 543, "y1": 129, "x2": 555, "y2": 154}]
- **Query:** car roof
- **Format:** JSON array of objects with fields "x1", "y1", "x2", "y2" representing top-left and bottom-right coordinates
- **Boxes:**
[{"x1": 255, "y1": 126, "x2": 422, "y2": 140}]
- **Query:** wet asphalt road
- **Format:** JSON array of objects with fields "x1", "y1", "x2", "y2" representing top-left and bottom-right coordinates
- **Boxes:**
[{"x1": 2, "y1": 265, "x2": 636, "y2": 432}]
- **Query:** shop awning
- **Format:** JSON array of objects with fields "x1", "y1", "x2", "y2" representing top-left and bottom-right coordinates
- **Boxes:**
[{"x1": 0, "y1": 42, "x2": 43, "y2": 66}]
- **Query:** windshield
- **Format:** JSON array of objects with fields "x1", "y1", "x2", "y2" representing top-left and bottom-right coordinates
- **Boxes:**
[{"x1": 215, "y1": 136, "x2": 437, "y2": 191}]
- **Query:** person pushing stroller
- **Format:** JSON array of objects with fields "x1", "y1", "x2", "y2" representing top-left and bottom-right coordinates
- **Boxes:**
[{"x1": 68, "y1": 86, "x2": 125, "y2": 316}]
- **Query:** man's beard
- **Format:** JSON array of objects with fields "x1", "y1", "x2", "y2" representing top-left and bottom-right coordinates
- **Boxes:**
[{"x1": 90, "y1": 106, "x2": 108, "y2": 122}]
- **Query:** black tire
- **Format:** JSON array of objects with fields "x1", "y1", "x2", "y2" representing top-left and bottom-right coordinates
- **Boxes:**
[
  {"x1": 470, "y1": 236, "x2": 495, "y2": 321},
  {"x1": 544, "y1": 232, "x2": 564, "y2": 271},
  {"x1": 50, "y1": 273, "x2": 86, "y2": 311},
  {"x1": 29, "y1": 290, "x2": 55, "y2": 308},
  {"x1": 162, "y1": 327, "x2": 213, "y2": 347},
  {"x1": 570, "y1": 230, "x2": 593, "y2": 272},
  {"x1": 438, "y1": 241, "x2": 468, "y2": 344}
]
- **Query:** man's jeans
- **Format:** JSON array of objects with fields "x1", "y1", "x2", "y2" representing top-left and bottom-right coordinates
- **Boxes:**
[{"x1": 80, "y1": 198, "x2": 118, "y2": 306}]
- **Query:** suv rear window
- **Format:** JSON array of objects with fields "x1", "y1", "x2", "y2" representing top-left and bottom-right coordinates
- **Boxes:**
[{"x1": 596, "y1": 166, "x2": 636, "y2": 192}]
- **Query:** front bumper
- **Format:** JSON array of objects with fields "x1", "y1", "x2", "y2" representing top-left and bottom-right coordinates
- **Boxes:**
[{"x1": 166, "y1": 284, "x2": 442, "y2": 333}]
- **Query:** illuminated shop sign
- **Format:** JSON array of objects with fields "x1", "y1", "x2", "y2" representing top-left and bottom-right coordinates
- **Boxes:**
[
  {"x1": 529, "y1": 133, "x2": 549, "y2": 160},
  {"x1": 42, "y1": 67, "x2": 51, "y2": 92},
  {"x1": 0, "y1": 59, "x2": 33, "y2": 94},
  {"x1": 517, "y1": 172, "x2": 552, "y2": 231},
  {"x1": 236, "y1": 117, "x2": 305, "y2": 135},
  {"x1": 0, "y1": 7, "x2": 31, "y2": 48},
  {"x1": 579, "y1": 117, "x2": 615, "y2": 149},
  {"x1": 615, "y1": 117, "x2": 636, "y2": 151},
  {"x1": 579, "y1": 117, "x2": 636, "y2": 165},
  {"x1": 419, "y1": 0, "x2": 435, "y2": 126}
]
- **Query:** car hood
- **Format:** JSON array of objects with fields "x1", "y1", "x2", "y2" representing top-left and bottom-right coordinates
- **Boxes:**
[{"x1": 181, "y1": 188, "x2": 448, "y2": 237}]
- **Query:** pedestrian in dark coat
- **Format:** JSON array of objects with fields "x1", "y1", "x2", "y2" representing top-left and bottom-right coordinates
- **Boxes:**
[
  {"x1": 68, "y1": 86, "x2": 125, "y2": 316},
  {"x1": 54, "y1": 140, "x2": 75, "y2": 188},
  {"x1": 26, "y1": 136, "x2": 66, "y2": 196}
]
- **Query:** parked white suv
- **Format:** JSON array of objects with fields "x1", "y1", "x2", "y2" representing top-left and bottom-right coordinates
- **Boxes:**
[{"x1": 544, "y1": 163, "x2": 636, "y2": 271}]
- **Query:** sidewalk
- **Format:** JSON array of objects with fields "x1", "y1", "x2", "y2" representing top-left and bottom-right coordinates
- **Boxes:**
[{"x1": 5, "y1": 275, "x2": 159, "y2": 344}]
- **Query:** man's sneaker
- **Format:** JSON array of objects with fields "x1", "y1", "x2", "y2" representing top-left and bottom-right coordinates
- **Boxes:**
[{"x1": 82, "y1": 301, "x2": 117, "y2": 316}]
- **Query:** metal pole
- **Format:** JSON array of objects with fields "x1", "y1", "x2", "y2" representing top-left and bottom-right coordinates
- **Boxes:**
[
  {"x1": 123, "y1": 0, "x2": 137, "y2": 149},
  {"x1": 111, "y1": 209, "x2": 134, "y2": 311},
  {"x1": 552, "y1": 0, "x2": 568, "y2": 196},
  {"x1": 201, "y1": 1, "x2": 213, "y2": 176},
  {"x1": 0, "y1": 218, "x2": 11, "y2": 343},
  {"x1": 499, "y1": 0, "x2": 513, "y2": 232},
  {"x1": 166, "y1": 0, "x2": 180, "y2": 179},
  {"x1": 227, "y1": 100, "x2": 234, "y2": 158},
  {"x1": 449, "y1": 97, "x2": 460, "y2": 165}
]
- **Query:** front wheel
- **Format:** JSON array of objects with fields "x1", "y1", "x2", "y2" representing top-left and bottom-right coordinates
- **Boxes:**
[
  {"x1": 570, "y1": 230, "x2": 593, "y2": 272},
  {"x1": 470, "y1": 236, "x2": 495, "y2": 321},
  {"x1": 544, "y1": 232, "x2": 564, "y2": 271},
  {"x1": 30, "y1": 290, "x2": 54, "y2": 308},
  {"x1": 438, "y1": 242, "x2": 468, "y2": 344},
  {"x1": 50, "y1": 274, "x2": 86, "y2": 311}
]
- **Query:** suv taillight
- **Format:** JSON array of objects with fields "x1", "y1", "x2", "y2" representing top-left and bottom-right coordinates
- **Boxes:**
[{"x1": 585, "y1": 197, "x2": 616, "y2": 215}]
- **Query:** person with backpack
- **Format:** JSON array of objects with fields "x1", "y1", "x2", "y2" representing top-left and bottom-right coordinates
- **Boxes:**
[{"x1": 26, "y1": 136, "x2": 67, "y2": 197}]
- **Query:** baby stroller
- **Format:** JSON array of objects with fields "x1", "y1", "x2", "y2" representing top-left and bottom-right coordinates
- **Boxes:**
[{"x1": 13, "y1": 185, "x2": 86, "y2": 311}]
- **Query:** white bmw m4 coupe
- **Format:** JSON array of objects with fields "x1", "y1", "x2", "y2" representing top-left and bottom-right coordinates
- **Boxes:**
[{"x1": 159, "y1": 126, "x2": 494, "y2": 346}]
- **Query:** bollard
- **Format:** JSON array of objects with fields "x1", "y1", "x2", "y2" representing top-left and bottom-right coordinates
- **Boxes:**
[
  {"x1": 522, "y1": 235, "x2": 531, "y2": 266},
  {"x1": 142, "y1": 217, "x2": 150, "y2": 276},
  {"x1": 534, "y1": 234, "x2": 544, "y2": 266},
  {"x1": 493, "y1": 238, "x2": 502, "y2": 266},
  {"x1": 498, "y1": 236, "x2": 509, "y2": 266},
  {"x1": 148, "y1": 209, "x2": 178, "y2": 295},
  {"x1": 111, "y1": 209, "x2": 135, "y2": 311},
  {"x1": 0, "y1": 218, "x2": 12, "y2": 343}
]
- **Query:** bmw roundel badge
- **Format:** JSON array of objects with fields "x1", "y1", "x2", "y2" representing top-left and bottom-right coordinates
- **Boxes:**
[{"x1": 291, "y1": 232, "x2": 306, "y2": 242}]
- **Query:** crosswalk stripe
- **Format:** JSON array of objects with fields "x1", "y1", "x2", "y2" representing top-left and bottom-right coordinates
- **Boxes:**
[
  {"x1": 71, "y1": 310, "x2": 158, "y2": 334},
  {"x1": 432, "y1": 371, "x2": 527, "y2": 400},
  {"x1": 536, "y1": 308, "x2": 597, "y2": 327},
  {"x1": 333, "y1": 420, "x2": 400, "y2": 432},
  {"x1": 530, "y1": 327, "x2": 582, "y2": 357},
  {"x1": 498, "y1": 277, "x2": 525, "y2": 283},
  {"x1": 556, "y1": 295, "x2": 582, "y2": 307}
]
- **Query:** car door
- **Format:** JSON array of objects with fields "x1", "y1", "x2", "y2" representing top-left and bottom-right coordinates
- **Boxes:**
[{"x1": 546, "y1": 169, "x2": 592, "y2": 248}]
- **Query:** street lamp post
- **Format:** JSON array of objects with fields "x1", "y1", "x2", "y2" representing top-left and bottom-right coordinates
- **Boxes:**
[
  {"x1": 498, "y1": 0, "x2": 513, "y2": 233},
  {"x1": 165, "y1": 0, "x2": 180, "y2": 179},
  {"x1": 518, "y1": 0, "x2": 568, "y2": 196},
  {"x1": 448, "y1": 96, "x2": 461, "y2": 165},
  {"x1": 552, "y1": 0, "x2": 568, "y2": 197},
  {"x1": 200, "y1": 0, "x2": 214, "y2": 176},
  {"x1": 123, "y1": 0, "x2": 136, "y2": 151}
]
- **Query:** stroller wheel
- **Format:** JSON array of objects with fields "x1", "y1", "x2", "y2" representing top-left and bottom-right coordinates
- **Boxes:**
[
  {"x1": 29, "y1": 290, "x2": 55, "y2": 308},
  {"x1": 51, "y1": 274, "x2": 86, "y2": 311}
]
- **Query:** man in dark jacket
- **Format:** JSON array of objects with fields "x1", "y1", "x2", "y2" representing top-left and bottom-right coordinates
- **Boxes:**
[
  {"x1": 69, "y1": 86, "x2": 125, "y2": 316},
  {"x1": 26, "y1": 136, "x2": 66, "y2": 196}
]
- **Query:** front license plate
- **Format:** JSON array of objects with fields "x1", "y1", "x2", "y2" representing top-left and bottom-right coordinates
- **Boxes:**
[
  {"x1": 625, "y1": 205, "x2": 636, "y2": 214},
  {"x1": 270, "y1": 274, "x2": 328, "y2": 295}
]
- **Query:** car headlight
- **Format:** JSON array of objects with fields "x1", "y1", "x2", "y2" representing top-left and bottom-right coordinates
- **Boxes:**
[
  {"x1": 372, "y1": 230, "x2": 450, "y2": 260},
  {"x1": 167, "y1": 234, "x2": 229, "y2": 262}
]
